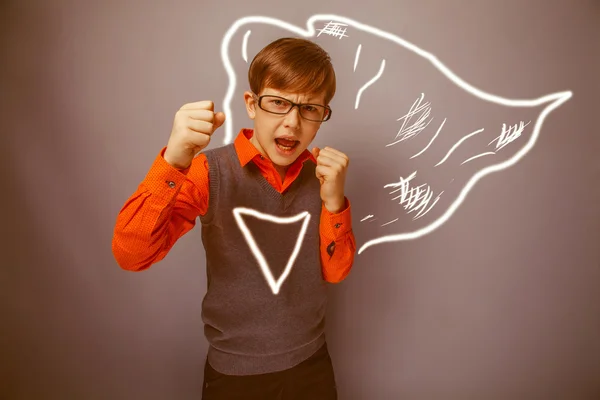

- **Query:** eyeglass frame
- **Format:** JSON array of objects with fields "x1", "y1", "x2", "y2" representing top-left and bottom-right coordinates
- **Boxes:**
[{"x1": 252, "y1": 94, "x2": 333, "y2": 122}]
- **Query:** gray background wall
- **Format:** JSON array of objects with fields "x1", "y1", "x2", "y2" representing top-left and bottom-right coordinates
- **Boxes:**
[{"x1": 2, "y1": 0, "x2": 599, "y2": 399}]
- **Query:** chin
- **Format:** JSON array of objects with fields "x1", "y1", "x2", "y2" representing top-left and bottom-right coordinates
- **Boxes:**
[{"x1": 269, "y1": 153, "x2": 296, "y2": 167}]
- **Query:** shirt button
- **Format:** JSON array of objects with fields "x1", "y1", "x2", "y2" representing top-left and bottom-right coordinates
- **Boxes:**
[
  {"x1": 334, "y1": 223, "x2": 341, "y2": 228},
  {"x1": 327, "y1": 241, "x2": 336, "y2": 256},
  {"x1": 260, "y1": 155, "x2": 264, "y2": 159},
  {"x1": 167, "y1": 181, "x2": 176, "y2": 188}
]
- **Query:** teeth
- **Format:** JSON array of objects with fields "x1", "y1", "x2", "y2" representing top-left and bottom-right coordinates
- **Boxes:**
[{"x1": 276, "y1": 142, "x2": 294, "y2": 151}]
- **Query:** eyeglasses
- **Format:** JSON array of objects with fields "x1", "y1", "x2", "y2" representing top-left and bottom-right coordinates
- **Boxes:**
[{"x1": 254, "y1": 94, "x2": 332, "y2": 122}]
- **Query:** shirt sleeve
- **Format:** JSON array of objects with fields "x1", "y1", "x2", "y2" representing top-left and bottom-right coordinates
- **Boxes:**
[
  {"x1": 111, "y1": 147, "x2": 210, "y2": 271},
  {"x1": 319, "y1": 197, "x2": 357, "y2": 283}
]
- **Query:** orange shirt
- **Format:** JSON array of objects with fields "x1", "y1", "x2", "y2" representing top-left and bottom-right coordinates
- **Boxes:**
[{"x1": 112, "y1": 128, "x2": 356, "y2": 283}]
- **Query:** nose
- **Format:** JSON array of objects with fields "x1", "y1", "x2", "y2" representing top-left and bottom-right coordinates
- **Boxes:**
[{"x1": 283, "y1": 106, "x2": 301, "y2": 129}]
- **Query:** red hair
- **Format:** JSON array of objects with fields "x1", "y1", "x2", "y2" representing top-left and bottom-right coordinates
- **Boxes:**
[{"x1": 248, "y1": 37, "x2": 336, "y2": 105}]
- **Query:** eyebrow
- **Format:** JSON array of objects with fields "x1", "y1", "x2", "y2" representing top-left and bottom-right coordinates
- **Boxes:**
[
  {"x1": 262, "y1": 89, "x2": 322, "y2": 103},
  {"x1": 267, "y1": 93, "x2": 323, "y2": 104}
]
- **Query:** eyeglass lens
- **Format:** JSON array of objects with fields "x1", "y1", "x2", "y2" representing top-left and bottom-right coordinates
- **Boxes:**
[{"x1": 260, "y1": 96, "x2": 329, "y2": 121}]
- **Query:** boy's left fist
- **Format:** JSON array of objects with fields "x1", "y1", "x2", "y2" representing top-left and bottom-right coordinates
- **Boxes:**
[{"x1": 311, "y1": 146, "x2": 349, "y2": 214}]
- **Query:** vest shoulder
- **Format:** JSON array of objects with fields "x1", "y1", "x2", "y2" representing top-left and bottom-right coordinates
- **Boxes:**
[{"x1": 203, "y1": 143, "x2": 235, "y2": 157}]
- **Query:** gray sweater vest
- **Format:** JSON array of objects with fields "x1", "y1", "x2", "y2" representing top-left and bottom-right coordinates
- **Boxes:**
[{"x1": 199, "y1": 144, "x2": 328, "y2": 375}]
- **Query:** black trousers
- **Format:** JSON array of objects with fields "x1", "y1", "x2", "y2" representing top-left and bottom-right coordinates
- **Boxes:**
[{"x1": 202, "y1": 342, "x2": 338, "y2": 399}]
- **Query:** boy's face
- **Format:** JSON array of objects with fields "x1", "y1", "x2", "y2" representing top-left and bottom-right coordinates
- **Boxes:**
[{"x1": 243, "y1": 87, "x2": 328, "y2": 168}]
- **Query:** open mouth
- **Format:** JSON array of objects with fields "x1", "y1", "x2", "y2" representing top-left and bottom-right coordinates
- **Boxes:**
[{"x1": 275, "y1": 138, "x2": 300, "y2": 153}]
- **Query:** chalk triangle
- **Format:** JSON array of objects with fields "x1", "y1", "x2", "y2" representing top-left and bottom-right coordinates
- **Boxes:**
[{"x1": 232, "y1": 207, "x2": 311, "y2": 295}]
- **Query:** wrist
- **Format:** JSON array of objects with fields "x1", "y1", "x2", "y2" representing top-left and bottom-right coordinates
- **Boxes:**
[
  {"x1": 163, "y1": 149, "x2": 191, "y2": 170},
  {"x1": 324, "y1": 197, "x2": 345, "y2": 214}
]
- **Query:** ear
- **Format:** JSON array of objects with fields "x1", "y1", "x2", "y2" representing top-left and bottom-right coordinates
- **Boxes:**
[{"x1": 243, "y1": 91, "x2": 257, "y2": 120}]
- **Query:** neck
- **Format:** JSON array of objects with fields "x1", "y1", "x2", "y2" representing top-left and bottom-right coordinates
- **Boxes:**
[{"x1": 275, "y1": 164, "x2": 288, "y2": 182}]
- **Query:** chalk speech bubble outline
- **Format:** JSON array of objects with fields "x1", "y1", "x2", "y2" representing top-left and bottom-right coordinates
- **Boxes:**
[{"x1": 220, "y1": 14, "x2": 573, "y2": 255}]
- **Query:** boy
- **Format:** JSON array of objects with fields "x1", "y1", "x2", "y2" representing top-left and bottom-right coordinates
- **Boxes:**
[{"x1": 112, "y1": 37, "x2": 356, "y2": 399}]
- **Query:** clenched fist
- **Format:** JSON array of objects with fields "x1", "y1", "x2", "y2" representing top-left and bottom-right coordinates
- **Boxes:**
[
  {"x1": 311, "y1": 146, "x2": 350, "y2": 214},
  {"x1": 163, "y1": 100, "x2": 226, "y2": 169}
]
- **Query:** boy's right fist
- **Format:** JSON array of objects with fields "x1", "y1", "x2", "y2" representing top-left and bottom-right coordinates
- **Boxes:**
[{"x1": 163, "y1": 100, "x2": 226, "y2": 169}]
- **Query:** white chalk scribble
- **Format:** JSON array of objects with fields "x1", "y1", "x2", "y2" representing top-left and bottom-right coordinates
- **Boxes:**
[
  {"x1": 384, "y1": 171, "x2": 443, "y2": 220},
  {"x1": 360, "y1": 214, "x2": 374, "y2": 222},
  {"x1": 435, "y1": 128, "x2": 485, "y2": 167},
  {"x1": 459, "y1": 120, "x2": 531, "y2": 165},
  {"x1": 461, "y1": 151, "x2": 495, "y2": 165},
  {"x1": 242, "y1": 30, "x2": 251, "y2": 62},
  {"x1": 233, "y1": 208, "x2": 310, "y2": 295},
  {"x1": 317, "y1": 21, "x2": 349, "y2": 39},
  {"x1": 490, "y1": 121, "x2": 531, "y2": 151},
  {"x1": 386, "y1": 93, "x2": 434, "y2": 146},
  {"x1": 353, "y1": 44, "x2": 362, "y2": 72},
  {"x1": 355, "y1": 59, "x2": 386, "y2": 109},
  {"x1": 409, "y1": 118, "x2": 447, "y2": 158},
  {"x1": 381, "y1": 218, "x2": 399, "y2": 227}
]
